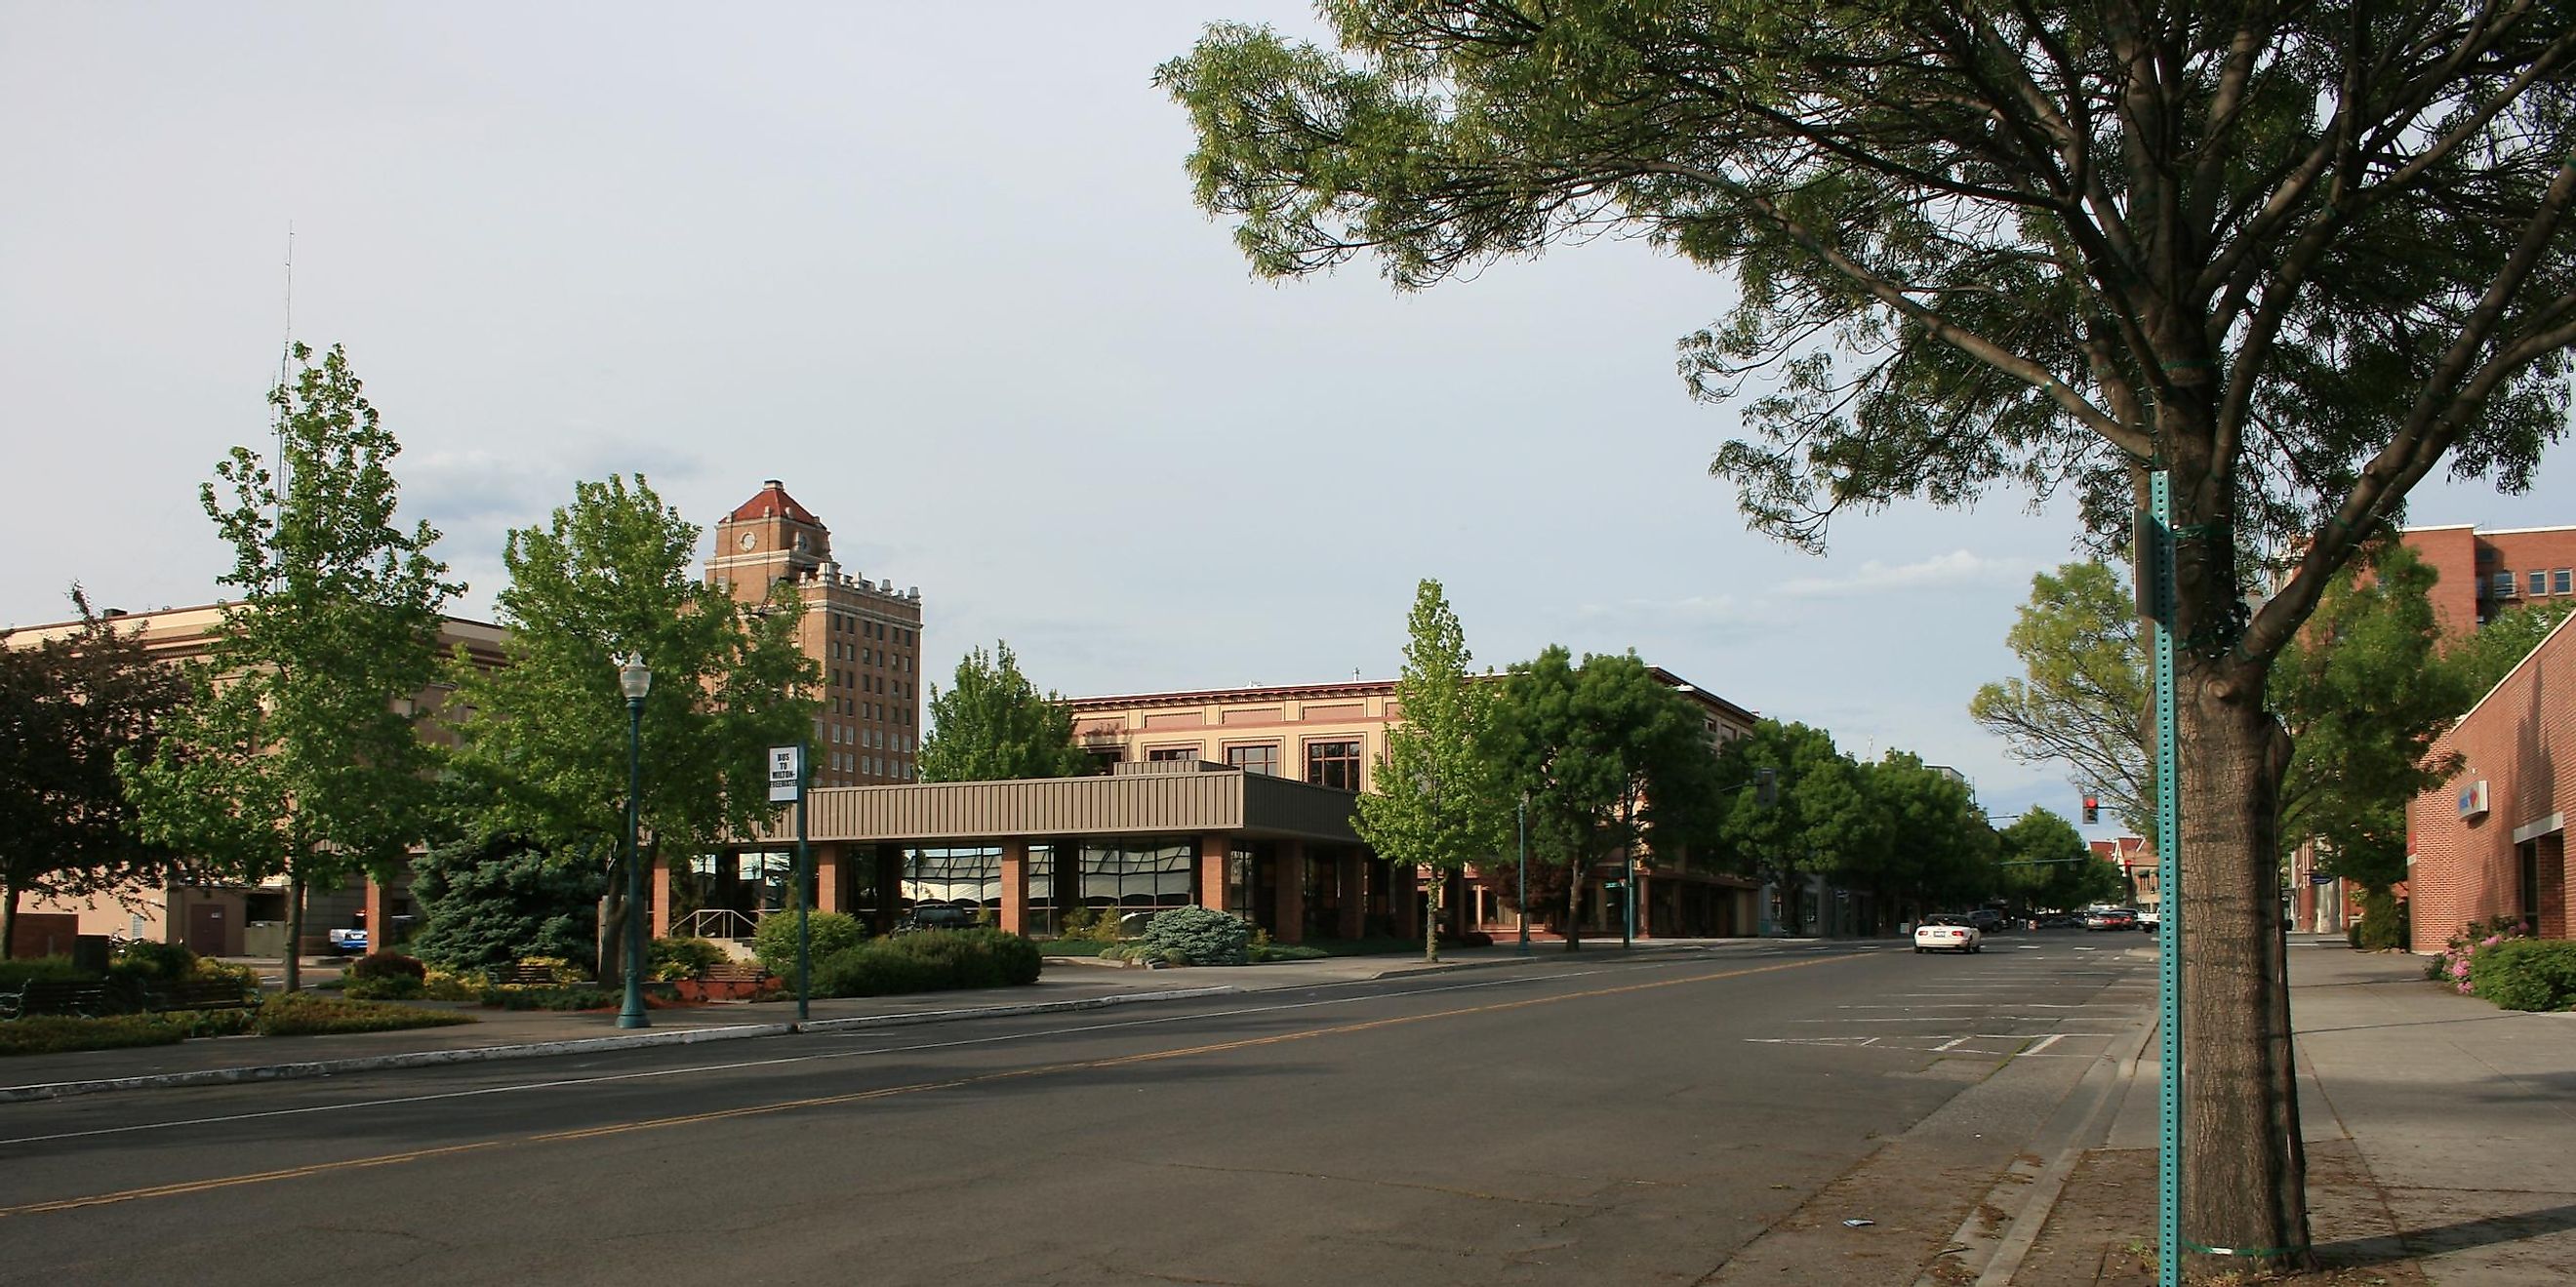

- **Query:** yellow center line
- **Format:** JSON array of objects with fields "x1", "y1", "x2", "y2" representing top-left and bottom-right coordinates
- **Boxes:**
[{"x1": 4, "y1": 953, "x2": 1853, "y2": 1219}]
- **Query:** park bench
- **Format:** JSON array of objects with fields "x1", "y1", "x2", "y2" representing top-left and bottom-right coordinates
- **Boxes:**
[
  {"x1": 146, "y1": 980, "x2": 259, "y2": 1012},
  {"x1": 698, "y1": 961, "x2": 766, "y2": 985},
  {"x1": 492, "y1": 964, "x2": 564, "y2": 986},
  {"x1": 0, "y1": 979, "x2": 112, "y2": 1020}
]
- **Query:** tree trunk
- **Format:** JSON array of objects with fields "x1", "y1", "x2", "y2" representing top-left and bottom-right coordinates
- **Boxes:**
[
  {"x1": 600, "y1": 876, "x2": 628, "y2": 992},
  {"x1": 1563, "y1": 868, "x2": 1586, "y2": 951},
  {"x1": 284, "y1": 867, "x2": 305, "y2": 993},
  {"x1": 2179, "y1": 657, "x2": 2312, "y2": 1271},
  {"x1": 1424, "y1": 869, "x2": 1441, "y2": 963},
  {"x1": 1, "y1": 883, "x2": 20, "y2": 960}
]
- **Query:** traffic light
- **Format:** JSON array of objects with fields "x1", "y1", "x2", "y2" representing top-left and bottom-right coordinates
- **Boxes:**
[
  {"x1": 1755, "y1": 767, "x2": 1778, "y2": 806},
  {"x1": 2082, "y1": 793, "x2": 2100, "y2": 824}
]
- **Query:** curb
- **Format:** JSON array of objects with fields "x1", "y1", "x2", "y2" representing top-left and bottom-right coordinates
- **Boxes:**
[
  {"x1": 1364, "y1": 942, "x2": 1714, "y2": 981},
  {"x1": 0, "y1": 985, "x2": 1242, "y2": 1105}
]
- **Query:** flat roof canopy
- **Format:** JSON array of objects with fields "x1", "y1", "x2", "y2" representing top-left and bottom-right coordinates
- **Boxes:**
[{"x1": 755, "y1": 762, "x2": 1361, "y2": 847}]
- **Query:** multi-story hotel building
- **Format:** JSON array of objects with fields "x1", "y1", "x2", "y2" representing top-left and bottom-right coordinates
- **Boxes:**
[{"x1": 704, "y1": 480, "x2": 923, "y2": 789}]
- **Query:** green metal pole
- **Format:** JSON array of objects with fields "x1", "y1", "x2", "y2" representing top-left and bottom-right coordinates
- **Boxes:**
[
  {"x1": 1516, "y1": 795, "x2": 1530, "y2": 955},
  {"x1": 796, "y1": 742, "x2": 811, "y2": 1024},
  {"x1": 618, "y1": 696, "x2": 649, "y2": 1030},
  {"x1": 2152, "y1": 470, "x2": 2183, "y2": 1287}
]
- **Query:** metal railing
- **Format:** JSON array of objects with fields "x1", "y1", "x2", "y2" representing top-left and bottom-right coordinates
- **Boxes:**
[{"x1": 674, "y1": 907, "x2": 764, "y2": 942}]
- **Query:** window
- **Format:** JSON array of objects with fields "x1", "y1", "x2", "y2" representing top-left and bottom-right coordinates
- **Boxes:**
[
  {"x1": 1147, "y1": 746, "x2": 1196, "y2": 761},
  {"x1": 1226, "y1": 744, "x2": 1280, "y2": 776},
  {"x1": 1307, "y1": 741, "x2": 1362, "y2": 791},
  {"x1": 2496, "y1": 572, "x2": 2518, "y2": 598},
  {"x1": 2557, "y1": 569, "x2": 2574, "y2": 595},
  {"x1": 2532, "y1": 570, "x2": 2550, "y2": 597}
]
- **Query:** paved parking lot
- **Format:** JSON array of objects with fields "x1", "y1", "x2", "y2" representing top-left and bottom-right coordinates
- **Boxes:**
[{"x1": 1740, "y1": 937, "x2": 2153, "y2": 1063}]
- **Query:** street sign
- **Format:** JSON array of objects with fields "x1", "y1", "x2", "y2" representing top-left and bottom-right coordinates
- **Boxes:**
[
  {"x1": 2310, "y1": 871, "x2": 2336, "y2": 886},
  {"x1": 767, "y1": 744, "x2": 802, "y2": 803}
]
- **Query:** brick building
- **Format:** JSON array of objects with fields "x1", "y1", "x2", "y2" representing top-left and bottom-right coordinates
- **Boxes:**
[
  {"x1": 2401, "y1": 522, "x2": 2576, "y2": 634},
  {"x1": 2402, "y1": 611, "x2": 2573, "y2": 951}
]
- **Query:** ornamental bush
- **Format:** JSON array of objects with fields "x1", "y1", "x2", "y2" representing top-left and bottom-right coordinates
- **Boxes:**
[
  {"x1": 752, "y1": 912, "x2": 867, "y2": 978},
  {"x1": 347, "y1": 951, "x2": 428, "y2": 983},
  {"x1": 0, "y1": 1014, "x2": 191, "y2": 1057},
  {"x1": 114, "y1": 939, "x2": 196, "y2": 980},
  {"x1": 649, "y1": 936, "x2": 732, "y2": 982},
  {"x1": 1136, "y1": 906, "x2": 1252, "y2": 967},
  {"x1": 809, "y1": 929, "x2": 1042, "y2": 997},
  {"x1": 2468, "y1": 939, "x2": 2576, "y2": 1012},
  {"x1": 2352, "y1": 892, "x2": 2407, "y2": 951},
  {"x1": 342, "y1": 975, "x2": 426, "y2": 1001},
  {"x1": 253, "y1": 993, "x2": 477, "y2": 1037}
]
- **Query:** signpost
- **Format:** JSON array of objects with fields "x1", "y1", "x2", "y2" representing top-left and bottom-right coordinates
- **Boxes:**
[
  {"x1": 769, "y1": 744, "x2": 810, "y2": 1022},
  {"x1": 2143, "y1": 471, "x2": 2183, "y2": 1287}
]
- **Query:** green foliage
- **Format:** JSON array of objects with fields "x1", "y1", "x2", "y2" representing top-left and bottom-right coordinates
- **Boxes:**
[
  {"x1": 0, "y1": 1013, "x2": 192, "y2": 1057},
  {"x1": 1707, "y1": 720, "x2": 1872, "y2": 932},
  {"x1": 1969, "y1": 563, "x2": 2150, "y2": 832},
  {"x1": 916, "y1": 640, "x2": 1090, "y2": 783},
  {"x1": 1250, "y1": 943, "x2": 1329, "y2": 962},
  {"x1": 114, "y1": 939, "x2": 196, "y2": 980},
  {"x1": 1353, "y1": 579, "x2": 1507, "y2": 962},
  {"x1": 408, "y1": 833, "x2": 604, "y2": 972},
  {"x1": 0, "y1": 585, "x2": 188, "y2": 956},
  {"x1": 2353, "y1": 892, "x2": 2408, "y2": 951},
  {"x1": 0, "y1": 955, "x2": 87, "y2": 990},
  {"x1": 2446, "y1": 600, "x2": 2576, "y2": 700},
  {"x1": 479, "y1": 986, "x2": 619, "y2": 1011},
  {"x1": 1997, "y1": 809, "x2": 2123, "y2": 910},
  {"x1": 122, "y1": 343, "x2": 460, "y2": 993},
  {"x1": 810, "y1": 929, "x2": 1042, "y2": 997},
  {"x1": 342, "y1": 975, "x2": 426, "y2": 1001},
  {"x1": 1056, "y1": 905, "x2": 1126, "y2": 944},
  {"x1": 751, "y1": 911, "x2": 866, "y2": 978},
  {"x1": 1038, "y1": 938, "x2": 1111, "y2": 956},
  {"x1": 1847, "y1": 751, "x2": 1995, "y2": 908},
  {"x1": 1135, "y1": 906, "x2": 1255, "y2": 967},
  {"x1": 346, "y1": 952, "x2": 426, "y2": 983},
  {"x1": 1486, "y1": 647, "x2": 1722, "y2": 944},
  {"x1": 2467, "y1": 940, "x2": 2576, "y2": 1012},
  {"x1": 254, "y1": 993, "x2": 476, "y2": 1036},
  {"x1": 440, "y1": 474, "x2": 819, "y2": 983},
  {"x1": 649, "y1": 936, "x2": 731, "y2": 983}
]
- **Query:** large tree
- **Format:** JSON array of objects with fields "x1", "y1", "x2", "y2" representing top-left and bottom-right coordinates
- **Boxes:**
[
  {"x1": 0, "y1": 589, "x2": 189, "y2": 957},
  {"x1": 1486, "y1": 647, "x2": 1715, "y2": 949},
  {"x1": 916, "y1": 641, "x2": 1091, "y2": 783},
  {"x1": 1969, "y1": 562, "x2": 2153, "y2": 834},
  {"x1": 1996, "y1": 807, "x2": 2125, "y2": 914},
  {"x1": 125, "y1": 343, "x2": 460, "y2": 991},
  {"x1": 1848, "y1": 751, "x2": 1996, "y2": 922},
  {"x1": 441, "y1": 475, "x2": 817, "y2": 986},
  {"x1": 1164, "y1": 6, "x2": 2576, "y2": 1259},
  {"x1": 1353, "y1": 579, "x2": 1507, "y2": 962},
  {"x1": 1706, "y1": 719, "x2": 1872, "y2": 934},
  {"x1": 2447, "y1": 598, "x2": 2576, "y2": 698}
]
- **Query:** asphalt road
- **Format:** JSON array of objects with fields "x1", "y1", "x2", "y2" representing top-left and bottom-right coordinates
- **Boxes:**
[{"x1": 0, "y1": 937, "x2": 2153, "y2": 1286}]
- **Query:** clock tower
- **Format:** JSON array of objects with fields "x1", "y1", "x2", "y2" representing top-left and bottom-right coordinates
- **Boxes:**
[{"x1": 706, "y1": 478, "x2": 831, "y2": 602}]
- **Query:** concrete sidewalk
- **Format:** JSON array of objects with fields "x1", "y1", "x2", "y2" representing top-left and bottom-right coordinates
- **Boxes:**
[
  {"x1": 2006, "y1": 942, "x2": 2576, "y2": 1284},
  {"x1": 1, "y1": 939, "x2": 1735, "y2": 1104}
]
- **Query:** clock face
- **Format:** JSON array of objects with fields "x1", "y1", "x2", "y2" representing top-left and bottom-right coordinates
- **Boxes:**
[{"x1": 737, "y1": 531, "x2": 757, "y2": 551}]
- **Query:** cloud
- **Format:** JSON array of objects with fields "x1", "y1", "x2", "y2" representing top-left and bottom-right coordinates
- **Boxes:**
[{"x1": 1772, "y1": 549, "x2": 2035, "y2": 600}]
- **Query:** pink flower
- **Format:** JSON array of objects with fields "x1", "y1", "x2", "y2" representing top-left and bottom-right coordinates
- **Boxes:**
[
  {"x1": 2460, "y1": 982, "x2": 2475, "y2": 994},
  {"x1": 2452, "y1": 960, "x2": 2472, "y2": 979},
  {"x1": 2482, "y1": 935, "x2": 2502, "y2": 947}
]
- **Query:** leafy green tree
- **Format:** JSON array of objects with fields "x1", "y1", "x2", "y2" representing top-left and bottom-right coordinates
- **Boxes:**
[
  {"x1": 1165, "y1": 6, "x2": 2576, "y2": 1260},
  {"x1": 1353, "y1": 580, "x2": 1507, "y2": 962},
  {"x1": 1995, "y1": 808, "x2": 2122, "y2": 913},
  {"x1": 441, "y1": 475, "x2": 818, "y2": 987},
  {"x1": 2446, "y1": 599, "x2": 2576, "y2": 700},
  {"x1": 1969, "y1": 563, "x2": 2151, "y2": 834},
  {"x1": 124, "y1": 343, "x2": 460, "y2": 991},
  {"x1": 916, "y1": 641, "x2": 1090, "y2": 783},
  {"x1": 1487, "y1": 648, "x2": 1716, "y2": 949},
  {"x1": 1707, "y1": 720, "x2": 1871, "y2": 935},
  {"x1": 408, "y1": 833, "x2": 605, "y2": 972},
  {"x1": 0, "y1": 589, "x2": 189, "y2": 957},
  {"x1": 1847, "y1": 752, "x2": 1995, "y2": 922}
]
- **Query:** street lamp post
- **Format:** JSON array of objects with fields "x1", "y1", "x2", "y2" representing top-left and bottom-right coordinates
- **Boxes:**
[
  {"x1": 617, "y1": 653, "x2": 652, "y2": 1030},
  {"x1": 1516, "y1": 793, "x2": 1530, "y2": 955}
]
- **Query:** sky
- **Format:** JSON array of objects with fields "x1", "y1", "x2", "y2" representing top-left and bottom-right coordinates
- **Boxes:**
[{"x1": 3, "y1": 3, "x2": 2567, "y2": 834}]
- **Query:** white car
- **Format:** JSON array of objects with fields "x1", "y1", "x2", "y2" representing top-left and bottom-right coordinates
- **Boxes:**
[{"x1": 1913, "y1": 917, "x2": 1984, "y2": 954}]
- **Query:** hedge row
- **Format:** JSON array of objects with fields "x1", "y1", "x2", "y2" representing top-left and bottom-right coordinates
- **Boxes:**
[
  {"x1": 812, "y1": 930, "x2": 1041, "y2": 998},
  {"x1": 1, "y1": 995, "x2": 475, "y2": 1057},
  {"x1": 2468, "y1": 939, "x2": 2576, "y2": 1012}
]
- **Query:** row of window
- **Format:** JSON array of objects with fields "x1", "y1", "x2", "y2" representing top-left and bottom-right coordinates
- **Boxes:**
[
  {"x1": 828, "y1": 612, "x2": 914, "y2": 648},
  {"x1": 825, "y1": 749, "x2": 912, "y2": 780},
  {"x1": 2492, "y1": 569, "x2": 2576, "y2": 598},
  {"x1": 1141, "y1": 740, "x2": 1362, "y2": 790}
]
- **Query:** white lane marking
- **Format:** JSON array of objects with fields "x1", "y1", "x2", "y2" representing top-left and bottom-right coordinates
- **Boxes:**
[
  {"x1": 1838, "y1": 1003, "x2": 2101, "y2": 1009},
  {"x1": 1934, "y1": 1036, "x2": 1971, "y2": 1051},
  {"x1": 0, "y1": 964, "x2": 1655, "y2": 1148},
  {"x1": 2021, "y1": 1034, "x2": 2067, "y2": 1057}
]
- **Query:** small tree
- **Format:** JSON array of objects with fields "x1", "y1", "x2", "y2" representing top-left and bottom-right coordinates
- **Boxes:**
[
  {"x1": 125, "y1": 343, "x2": 460, "y2": 991},
  {"x1": 442, "y1": 475, "x2": 818, "y2": 987},
  {"x1": 916, "y1": 641, "x2": 1090, "y2": 783},
  {"x1": 1969, "y1": 563, "x2": 2153, "y2": 834},
  {"x1": 1353, "y1": 580, "x2": 1506, "y2": 962},
  {"x1": 0, "y1": 588, "x2": 189, "y2": 956},
  {"x1": 407, "y1": 832, "x2": 606, "y2": 972}
]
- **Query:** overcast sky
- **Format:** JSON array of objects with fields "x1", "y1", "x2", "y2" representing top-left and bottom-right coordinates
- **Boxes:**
[{"x1": 4, "y1": 3, "x2": 2565, "y2": 831}]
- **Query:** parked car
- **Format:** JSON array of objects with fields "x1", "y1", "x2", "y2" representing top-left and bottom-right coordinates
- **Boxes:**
[
  {"x1": 2082, "y1": 907, "x2": 2138, "y2": 931},
  {"x1": 2136, "y1": 908, "x2": 2159, "y2": 934},
  {"x1": 2037, "y1": 913, "x2": 2085, "y2": 929},
  {"x1": 897, "y1": 904, "x2": 979, "y2": 933},
  {"x1": 1965, "y1": 908, "x2": 2006, "y2": 934},
  {"x1": 1913, "y1": 915, "x2": 1984, "y2": 954},
  {"x1": 327, "y1": 927, "x2": 368, "y2": 954}
]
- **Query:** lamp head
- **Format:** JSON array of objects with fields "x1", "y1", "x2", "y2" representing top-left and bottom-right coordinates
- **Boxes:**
[{"x1": 617, "y1": 653, "x2": 653, "y2": 701}]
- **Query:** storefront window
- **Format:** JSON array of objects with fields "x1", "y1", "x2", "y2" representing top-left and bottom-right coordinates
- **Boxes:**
[
  {"x1": 1079, "y1": 838, "x2": 1193, "y2": 933},
  {"x1": 904, "y1": 846, "x2": 1001, "y2": 917}
]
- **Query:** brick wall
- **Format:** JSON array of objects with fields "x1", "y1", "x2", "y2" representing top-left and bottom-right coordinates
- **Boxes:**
[{"x1": 2405, "y1": 614, "x2": 2576, "y2": 951}]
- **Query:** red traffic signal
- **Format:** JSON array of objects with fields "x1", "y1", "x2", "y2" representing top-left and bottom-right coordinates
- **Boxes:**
[{"x1": 2082, "y1": 794, "x2": 2101, "y2": 824}]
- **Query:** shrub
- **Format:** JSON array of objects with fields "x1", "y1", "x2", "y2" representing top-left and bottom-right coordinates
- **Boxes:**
[
  {"x1": 253, "y1": 993, "x2": 477, "y2": 1037},
  {"x1": 342, "y1": 975, "x2": 427, "y2": 1001},
  {"x1": 2427, "y1": 915, "x2": 2527, "y2": 987},
  {"x1": 1251, "y1": 943, "x2": 1328, "y2": 962},
  {"x1": 0, "y1": 955, "x2": 88, "y2": 991},
  {"x1": 1136, "y1": 906, "x2": 1253, "y2": 967},
  {"x1": 192, "y1": 957, "x2": 262, "y2": 992},
  {"x1": 649, "y1": 936, "x2": 731, "y2": 983},
  {"x1": 514, "y1": 955, "x2": 591, "y2": 985},
  {"x1": 809, "y1": 930, "x2": 1042, "y2": 997},
  {"x1": 2353, "y1": 892, "x2": 2408, "y2": 950},
  {"x1": 752, "y1": 911, "x2": 867, "y2": 977},
  {"x1": 346, "y1": 951, "x2": 428, "y2": 983},
  {"x1": 408, "y1": 833, "x2": 605, "y2": 971},
  {"x1": 481, "y1": 986, "x2": 619, "y2": 1011},
  {"x1": 2468, "y1": 939, "x2": 2576, "y2": 1012},
  {"x1": 0, "y1": 1014, "x2": 190, "y2": 1058},
  {"x1": 1039, "y1": 939, "x2": 1111, "y2": 956},
  {"x1": 421, "y1": 969, "x2": 485, "y2": 1001},
  {"x1": 1057, "y1": 905, "x2": 1125, "y2": 944},
  {"x1": 115, "y1": 939, "x2": 197, "y2": 980}
]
